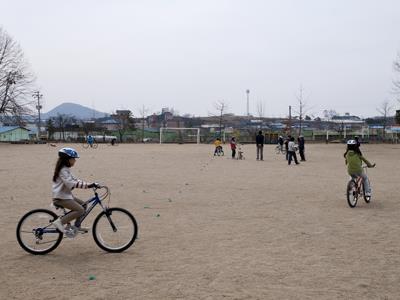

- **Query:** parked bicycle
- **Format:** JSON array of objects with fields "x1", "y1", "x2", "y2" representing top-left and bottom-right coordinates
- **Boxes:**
[
  {"x1": 16, "y1": 185, "x2": 138, "y2": 255},
  {"x1": 346, "y1": 165, "x2": 374, "y2": 208}
]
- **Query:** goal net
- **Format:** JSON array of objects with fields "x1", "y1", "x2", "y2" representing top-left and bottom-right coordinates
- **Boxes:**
[{"x1": 159, "y1": 127, "x2": 200, "y2": 144}]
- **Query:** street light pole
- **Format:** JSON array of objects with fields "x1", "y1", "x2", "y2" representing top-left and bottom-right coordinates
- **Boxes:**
[
  {"x1": 33, "y1": 91, "x2": 43, "y2": 139},
  {"x1": 246, "y1": 89, "x2": 250, "y2": 117}
]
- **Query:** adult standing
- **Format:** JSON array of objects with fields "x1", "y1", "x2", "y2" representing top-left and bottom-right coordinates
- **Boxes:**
[
  {"x1": 256, "y1": 130, "x2": 264, "y2": 161},
  {"x1": 284, "y1": 135, "x2": 291, "y2": 160},
  {"x1": 278, "y1": 135, "x2": 284, "y2": 152},
  {"x1": 298, "y1": 135, "x2": 306, "y2": 161}
]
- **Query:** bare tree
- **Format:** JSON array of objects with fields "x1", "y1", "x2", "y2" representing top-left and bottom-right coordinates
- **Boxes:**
[
  {"x1": 293, "y1": 85, "x2": 310, "y2": 136},
  {"x1": 376, "y1": 100, "x2": 393, "y2": 140},
  {"x1": 393, "y1": 52, "x2": 400, "y2": 102},
  {"x1": 323, "y1": 109, "x2": 338, "y2": 120},
  {"x1": 256, "y1": 101, "x2": 265, "y2": 119},
  {"x1": 0, "y1": 27, "x2": 35, "y2": 118},
  {"x1": 212, "y1": 101, "x2": 228, "y2": 140},
  {"x1": 113, "y1": 110, "x2": 135, "y2": 142},
  {"x1": 53, "y1": 113, "x2": 74, "y2": 141}
]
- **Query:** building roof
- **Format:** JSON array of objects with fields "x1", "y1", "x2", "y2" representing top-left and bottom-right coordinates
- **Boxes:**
[{"x1": 0, "y1": 126, "x2": 30, "y2": 134}]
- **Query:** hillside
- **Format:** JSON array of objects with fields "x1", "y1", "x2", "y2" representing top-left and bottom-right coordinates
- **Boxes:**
[{"x1": 42, "y1": 102, "x2": 108, "y2": 120}]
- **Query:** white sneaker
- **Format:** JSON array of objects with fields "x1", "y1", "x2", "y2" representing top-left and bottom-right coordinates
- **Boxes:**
[
  {"x1": 72, "y1": 225, "x2": 89, "y2": 233},
  {"x1": 52, "y1": 218, "x2": 65, "y2": 232},
  {"x1": 365, "y1": 192, "x2": 372, "y2": 197}
]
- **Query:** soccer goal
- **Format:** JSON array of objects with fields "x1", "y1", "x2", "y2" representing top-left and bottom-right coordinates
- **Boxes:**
[{"x1": 159, "y1": 127, "x2": 200, "y2": 144}]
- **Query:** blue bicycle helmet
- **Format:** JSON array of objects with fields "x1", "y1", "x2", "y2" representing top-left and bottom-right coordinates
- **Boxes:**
[{"x1": 58, "y1": 147, "x2": 79, "y2": 158}]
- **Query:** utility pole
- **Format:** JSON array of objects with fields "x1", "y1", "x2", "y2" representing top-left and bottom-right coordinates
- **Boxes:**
[
  {"x1": 246, "y1": 89, "x2": 250, "y2": 117},
  {"x1": 33, "y1": 91, "x2": 43, "y2": 139},
  {"x1": 288, "y1": 105, "x2": 292, "y2": 136}
]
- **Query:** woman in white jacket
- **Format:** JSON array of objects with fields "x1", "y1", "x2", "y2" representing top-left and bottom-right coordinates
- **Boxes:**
[{"x1": 51, "y1": 148, "x2": 98, "y2": 234}]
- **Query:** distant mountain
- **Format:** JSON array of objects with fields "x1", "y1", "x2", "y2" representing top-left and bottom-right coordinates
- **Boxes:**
[{"x1": 42, "y1": 102, "x2": 109, "y2": 120}]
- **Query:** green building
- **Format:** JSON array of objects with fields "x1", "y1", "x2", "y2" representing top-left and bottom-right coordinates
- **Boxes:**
[{"x1": 0, "y1": 126, "x2": 30, "y2": 142}]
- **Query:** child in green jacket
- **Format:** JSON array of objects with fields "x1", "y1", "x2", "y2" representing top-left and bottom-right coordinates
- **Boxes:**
[{"x1": 344, "y1": 140, "x2": 375, "y2": 196}]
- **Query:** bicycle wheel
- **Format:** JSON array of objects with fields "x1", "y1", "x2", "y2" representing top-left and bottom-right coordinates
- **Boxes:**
[
  {"x1": 92, "y1": 142, "x2": 98, "y2": 149},
  {"x1": 92, "y1": 207, "x2": 138, "y2": 253},
  {"x1": 82, "y1": 142, "x2": 89, "y2": 149},
  {"x1": 346, "y1": 180, "x2": 358, "y2": 208},
  {"x1": 16, "y1": 209, "x2": 63, "y2": 255}
]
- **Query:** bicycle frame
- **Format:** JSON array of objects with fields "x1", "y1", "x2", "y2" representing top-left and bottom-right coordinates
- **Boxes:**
[{"x1": 41, "y1": 189, "x2": 108, "y2": 234}]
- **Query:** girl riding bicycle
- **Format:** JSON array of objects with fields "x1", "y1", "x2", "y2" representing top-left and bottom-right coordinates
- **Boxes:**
[
  {"x1": 51, "y1": 148, "x2": 98, "y2": 234},
  {"x1": 344, "y1": 140, "x2": 375, "y2": 197}
]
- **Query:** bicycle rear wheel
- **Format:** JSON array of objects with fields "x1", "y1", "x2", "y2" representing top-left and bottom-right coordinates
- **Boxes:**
[
  {"x1": 82, "y1": 143, "x2": 89, "y2": 149},
  {"x1": 16, "y1": 209, "x2": 63, "y2": 255},
  {"x1": 92, "y1": 142, "x2": 98, "y2": 149},
  {"x1": 346, "y1": 180, "x2": 358, "y2": 208},
  {"x1": 92, "y1": 207, "x2": 138, "y2": 253}
]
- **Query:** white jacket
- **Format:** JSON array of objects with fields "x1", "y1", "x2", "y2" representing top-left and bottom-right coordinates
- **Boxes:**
[
  {"x1": 288, "y1": 141, "x2": 297, "y2": 152},
  {"x1": 52, "y1": 166, "x2": 89, "y2": 200}
]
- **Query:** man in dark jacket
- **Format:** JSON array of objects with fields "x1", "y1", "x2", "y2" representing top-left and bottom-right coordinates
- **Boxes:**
[
  {"x1": 256, "y1": 130, "x2": 264, "y2": 160},
  {"x1": 298, "y1": 135, "x2": 306, "y2": 161}
]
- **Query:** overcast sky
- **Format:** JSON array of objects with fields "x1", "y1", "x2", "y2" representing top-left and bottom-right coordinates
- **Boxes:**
[{"x1": 1, "y1": 0, "x2": 400, "y2": 118}]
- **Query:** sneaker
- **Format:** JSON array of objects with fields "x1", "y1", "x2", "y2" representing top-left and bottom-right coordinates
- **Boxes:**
[
  {"x1": 365, "y1": 192, "x2": 371, "y2": 197},
  {"x1": 72, "y1": 225, "x2": 89, "y2": 233},
  {"x1": 52, "y1": 218, "x2": 65, "y2": 233}
]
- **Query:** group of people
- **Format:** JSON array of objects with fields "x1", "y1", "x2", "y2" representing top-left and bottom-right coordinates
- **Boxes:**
[
  {"x1": 51, "y1": 133, "x2": 377, "y2": 237},
  {"x1": 280, "y1": 135, "x2": 306, "y2": 165},
  {"x1": 213, "y1": 131, "x2": 307, "y2": 164},
  {"x1": 214, "y1": 137, "x2": 243, "y2": 159},
  {"x1": 259, "y1": 132, "x2": 306, "y2": 165}
]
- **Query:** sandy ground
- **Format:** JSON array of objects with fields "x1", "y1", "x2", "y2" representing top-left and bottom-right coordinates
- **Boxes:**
[{"x1": 0, "y1": 142, "x2": 400, "y2": 300}]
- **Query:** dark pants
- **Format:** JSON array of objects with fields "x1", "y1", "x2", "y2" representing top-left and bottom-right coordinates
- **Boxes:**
[
  {"x1": 288, "y1": 151, "x2": 299, "y2": 165},
  {"x1": 256, "y1": 145, "x2": 263, "y2": 160},
  {"x1": 231, "y1": 149, "x2": 236, "y2": 158},
  {"x1": 285, "y1": 149, "x2": 289, "y2": 160},
  {"x1": 299, "y1": 148, "x2": 305, "y2": 161}
]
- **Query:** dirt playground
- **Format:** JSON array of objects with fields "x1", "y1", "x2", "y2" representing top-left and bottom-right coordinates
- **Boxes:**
[{"x1": 0, "y1": 143, "x2": 399, "y2": 299}]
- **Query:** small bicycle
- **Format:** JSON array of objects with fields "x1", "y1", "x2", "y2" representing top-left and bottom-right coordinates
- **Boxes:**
[
  {"x1": 82, "y1": 140, "x2": 98, "y2": 149},
  {"x1": 16, "y1": 186, "x2": 138, "y2": 255},
  {"x1": 346, "y1": 165, "x2": 374, "y2": 208},
  {"x1": 237, "y1": 145, "x2": 245, "y2": 160},
  {"x1": 214, "y1": 146, "x2": 224, "y2": 156}
]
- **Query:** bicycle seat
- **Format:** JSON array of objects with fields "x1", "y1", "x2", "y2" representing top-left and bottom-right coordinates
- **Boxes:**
[{"x1": 53, "y1": 203, "x2": 64, "y2": 209}]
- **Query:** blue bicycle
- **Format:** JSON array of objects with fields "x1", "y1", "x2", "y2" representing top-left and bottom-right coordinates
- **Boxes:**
[{"x1": 16, "y1": 186, "x2": 138, "y2": 255}]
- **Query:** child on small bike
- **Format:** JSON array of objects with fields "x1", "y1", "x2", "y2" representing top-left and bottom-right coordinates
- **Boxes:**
[
  {"x1": 214, "y1": 138, "x2": 223, "y2": 156},
  {"x1": 51, "y1": 148, "x2": 99, "y2": 234},
  {"x1": 344, "y1": 140, "x2": 375, "y2": 196}
]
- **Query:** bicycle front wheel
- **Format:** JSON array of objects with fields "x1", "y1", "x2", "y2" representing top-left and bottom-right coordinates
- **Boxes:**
[
  {"x1": 92, "y1": 207, "x2": 138, "y2": 253},
  {"x1": 346, "y1": 180, "x2": 358, "y2": 208},
  {"x1": 82, "y1": 142, "x2": 89, "y2": 149},
  {"x1": 16, "y1": 209, "x2": 63, "y2": 255},
  {"x1": 92, "y1": 142, "x2": 98, "y2": 149}
]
